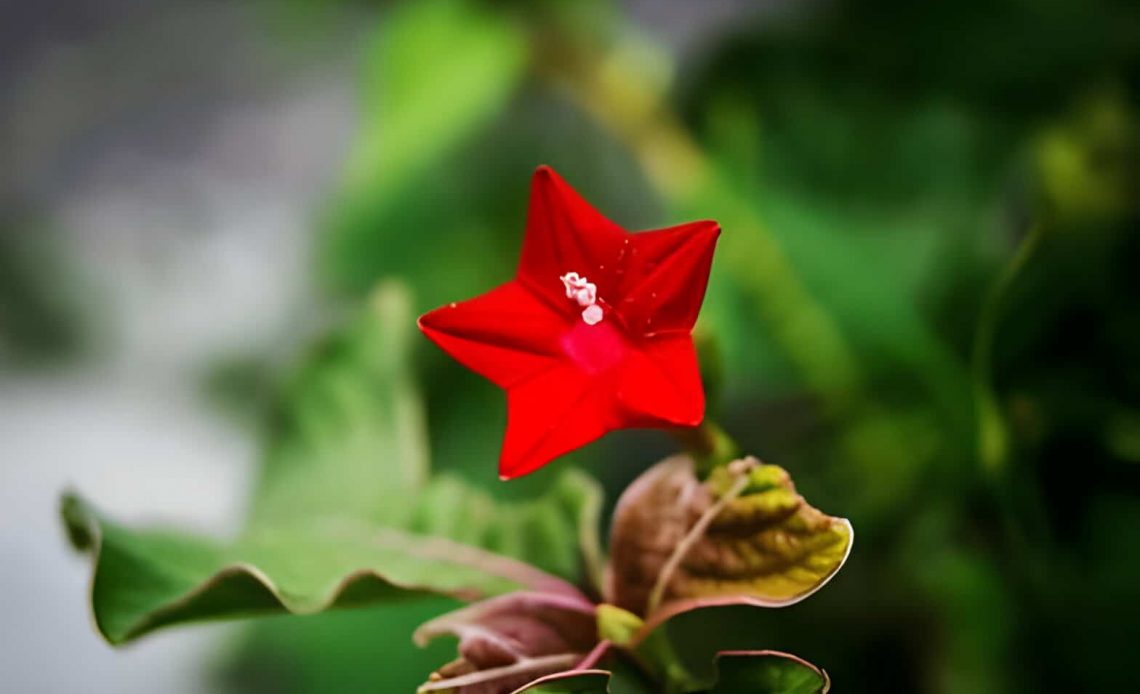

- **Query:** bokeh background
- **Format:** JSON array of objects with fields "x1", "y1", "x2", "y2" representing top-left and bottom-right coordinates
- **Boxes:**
[{"x1": 3, "y1": 0, "x2": 1138, "y2": 691}]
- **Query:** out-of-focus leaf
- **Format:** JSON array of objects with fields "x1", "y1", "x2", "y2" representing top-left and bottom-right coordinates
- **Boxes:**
[
  {"x1": 608, "y1": 457, "x2": 852, "y2": 616},
  {"x1": 348, "y1": 0, "x2": 526, "y2": 192},
  {"x1": 322, "y1": 81, "x2": 663, "y2": 316},
  {"x1": 62, "y1": 283, "x2": 600, "y2": 644},
  {"x1": 324, "y1": 0, "x2": 527, "y2": 293},
  {"x1": 249, "y1": 284, "x2": 428, "y2": 527},
  {"x1": 678, "y1": 43, "x2": 991, "y2": 477},
  {"x1": 220, "y1": 599, "x2": 463, "y2": 694},
  {"x1": 694, "y1": 113, "x2": 979, "y2": 445},
  {"x1": 1035, "y1": 89, "x2": 1138, "y2": 224},
  {"x1": 689, "y1": 111, "x2": 979, "y2": 524},
  {"x1": 0, "y1": 225, "x2": 86, "y2": 364},
  {"x1": 408, "y1": 469, "x2": 604, "y2": 583},
  {"x1": 702, "y1": 651, "x2": 829, "y2": 694}
]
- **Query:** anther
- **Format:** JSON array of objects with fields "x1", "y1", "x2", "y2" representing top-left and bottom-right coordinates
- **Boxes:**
[{"x1": 560, "y1": 271, "x2": 604, "y2": 324}]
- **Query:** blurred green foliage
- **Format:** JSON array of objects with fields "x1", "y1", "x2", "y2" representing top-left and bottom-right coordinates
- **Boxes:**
[{"x1": 0, "y1": 225, "x2": 87, "y2": 365}]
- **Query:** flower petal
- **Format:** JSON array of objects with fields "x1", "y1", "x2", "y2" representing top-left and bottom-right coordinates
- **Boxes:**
[
  {"x1": 617, "y1": 220, "x2": 720, "y2": 336},
  {"x1": 419, "y1": 281, "x2": 568, "y2": 388},
  {"x1": 517, "y1": 166, "x2": 627, "y2": 314},
  {"x1": 499, "y1": 366, "x2": 617, "y2": 480},
  {"x1": 421, "y1": 167, "x2": 721, "y2": 479},
  {"x1": 617, "y1": 336, "x2": 704, "y2": 427}
]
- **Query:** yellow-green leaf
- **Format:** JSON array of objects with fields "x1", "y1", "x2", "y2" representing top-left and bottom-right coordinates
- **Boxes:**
[{"x1": 608, "y1": 456, "x2": 852, "y2": 617}]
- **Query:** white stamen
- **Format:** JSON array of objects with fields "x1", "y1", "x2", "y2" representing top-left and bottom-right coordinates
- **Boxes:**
[
  {"x1": 559, "y1": 271, "x2": 604, "y2": 324},
  {"x1": 560, "y1": 272, "x2": 596, "y2": 306},
  {"x1": 560, "y1": 272, "x2": 582, "y2": 296}
]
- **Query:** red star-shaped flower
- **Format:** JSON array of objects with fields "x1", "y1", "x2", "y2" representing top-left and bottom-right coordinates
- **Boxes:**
[{"x1": 419, "y1": 166, "x2": 720, "y2": 480}]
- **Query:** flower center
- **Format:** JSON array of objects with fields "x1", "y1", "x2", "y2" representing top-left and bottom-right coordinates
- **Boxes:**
[
  {"x1": 559, "y1": 271, "x2": 604, "y2": 325},
  {"x1": 558, "y1": 271, "x2": 627, "y2": 373},
  {"x1": 559, "y1": 319, "x2": 626, "y2": 374}
]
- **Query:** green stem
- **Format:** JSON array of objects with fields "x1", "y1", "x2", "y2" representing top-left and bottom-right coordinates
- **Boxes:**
[
  {"x1": 971, "y1": 222, "x2": 1044, "y2": 473},
  {"x1": 672, "y1": 420, "x2": 739, "y2": 478}
]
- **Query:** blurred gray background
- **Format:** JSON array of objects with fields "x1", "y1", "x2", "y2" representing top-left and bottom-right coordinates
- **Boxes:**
[{"x1": 2, "y1": 2, "x2": 355, "y2": 690}]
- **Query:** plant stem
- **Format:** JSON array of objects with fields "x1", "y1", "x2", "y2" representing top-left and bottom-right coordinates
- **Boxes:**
[
  {"x1": 672, "y1": 420, "x2": 740, "y2": 478},
  {"x1": 971, "y1": 222, "x2": 1044, "y2": 473}
]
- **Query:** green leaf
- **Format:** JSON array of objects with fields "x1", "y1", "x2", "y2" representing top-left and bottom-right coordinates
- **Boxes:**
[
  {"x1": 324, "y1": 0, "x2": 527, "y2": 293},
  {"x1": 702, "y1": 651, "x2": 829, "y2": 694},
  {"x1": 408, "y1": 468, "x2": 603, "y2": 581},
  {"x1": 511, "y1": 671, "x2": 613, "y2": 693},
  {"x1": 249, "y1": 283, "x2": 427, "y2": 528},
  {"x1": 61, "y1": 283, "x2": 601, "y2": 644},
  {"x1": 502, "y1": 651, "x2": 829, "y2": 693},
  {"x1": 63, "y1": 493, "x2": 587, "y2": 644},
  {"x1": 348, "y1": 0, "x2": 526, "y2": 193},
  {"x1": 221, "y1": 599, "x2": 464, "y2": 694},
  {"x1": 608, "y1": 457, "x2": 852, "y2": 617}
]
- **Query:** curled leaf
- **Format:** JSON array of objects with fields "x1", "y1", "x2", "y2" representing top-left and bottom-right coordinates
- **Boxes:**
[
  {"x1": 414, "y1": 592, "x2": 599, "y2": 693},
  {"x1": 607, "y1": 456, "x2": 852, "y2": 617},
  {"x1": 62, "y1": 495, "x2": 587, "y2": 644}
]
